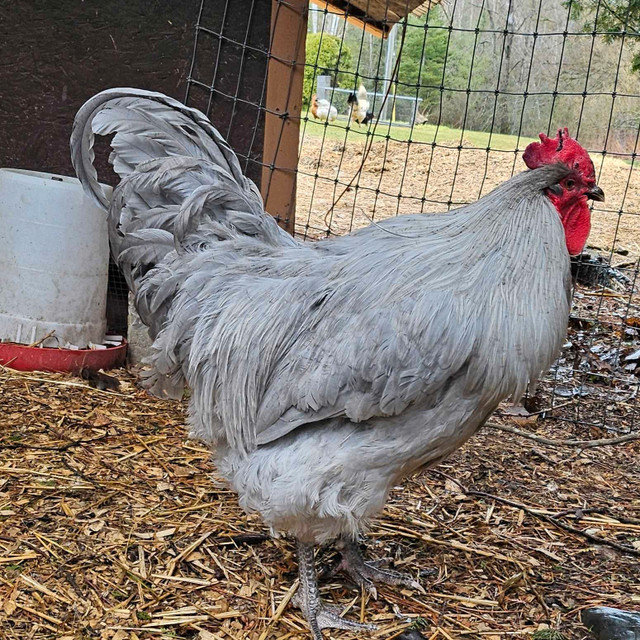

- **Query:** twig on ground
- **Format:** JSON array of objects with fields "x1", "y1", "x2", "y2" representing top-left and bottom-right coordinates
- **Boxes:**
[
  {"x1": 431, "y1": 471, "x2": 640, "y2": 559},
  {"x1": 0, "y1": 433, "x2": 109, "y2": 452},
  {"x1": 487, "y1": 421, "x2": 640, "y2": 448},
  {"x1": 468, "y1": 489, "x2": 640, "y2": 557}
]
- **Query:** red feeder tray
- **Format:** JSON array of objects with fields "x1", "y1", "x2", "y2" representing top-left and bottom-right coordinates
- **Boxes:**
[{"x1": 0, "y1": 341, "x2": 127, "y2": 373}]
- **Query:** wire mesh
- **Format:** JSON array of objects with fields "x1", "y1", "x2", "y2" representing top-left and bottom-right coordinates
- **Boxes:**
[
  {"x1": 187, "y1": 0, "x2": 640, "y2": 437},
  {"x1": 185, "y1": 0, "x2": 272, "y2": 187}
]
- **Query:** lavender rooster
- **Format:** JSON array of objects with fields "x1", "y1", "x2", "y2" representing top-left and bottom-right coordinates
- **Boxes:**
[{"x1": 71, "y1": 88, "x2": 603, "y2": 638}]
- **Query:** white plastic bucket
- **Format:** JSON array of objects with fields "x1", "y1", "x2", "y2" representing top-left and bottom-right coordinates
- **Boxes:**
[{"x1": 0, "y1": 168, "x2": 111, "y2": 347}]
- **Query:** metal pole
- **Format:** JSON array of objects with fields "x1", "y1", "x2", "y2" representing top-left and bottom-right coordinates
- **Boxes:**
[
  {"x1": 382, "y1": 23, "x2": 397, "y2": 122},
  {"x1": 317, "y1": 75, "x2": 330, "y2": 101}
]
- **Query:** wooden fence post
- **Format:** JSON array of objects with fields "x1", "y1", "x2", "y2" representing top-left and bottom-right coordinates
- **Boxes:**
[{"x1": 261, "y1": 0, "x2": 308, "y2": 235}]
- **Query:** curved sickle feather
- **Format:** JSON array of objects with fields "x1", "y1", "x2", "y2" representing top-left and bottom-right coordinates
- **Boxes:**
[{"x1": 70, "y1": 87, "x2": 260, "y2": 211}]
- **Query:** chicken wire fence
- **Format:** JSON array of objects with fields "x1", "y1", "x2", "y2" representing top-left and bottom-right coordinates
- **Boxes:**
[{"x1": 179, "y1": 0, "x2": 640, "y2": 437}]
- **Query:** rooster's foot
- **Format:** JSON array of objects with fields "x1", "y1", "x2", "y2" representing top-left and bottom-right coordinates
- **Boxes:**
[
  {"x1": 295, "y1": 540, "x2": 377, "y2": 639},
  {"x1": 337, "y1": 538, "x2": 425, "y2": 599},
  {"x1": 291, "y1": 592, "x2": 377, "y2": 636}
]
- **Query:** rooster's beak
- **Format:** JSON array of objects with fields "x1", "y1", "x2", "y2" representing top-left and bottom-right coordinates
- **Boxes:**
[{"x1": 586, "y1": 185, "x2": 605, "y2": 202}]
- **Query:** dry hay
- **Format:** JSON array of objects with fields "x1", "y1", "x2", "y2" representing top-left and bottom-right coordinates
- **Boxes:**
[
  {"x1": 1, "y1": 365, "x2": 639, "y2": 640},
  {"x1": 2, "y1": 133, "x2": 640, "y2": 638},
  {"x1": 296, "y1": 135, "x2": 640, "y2": 261}
]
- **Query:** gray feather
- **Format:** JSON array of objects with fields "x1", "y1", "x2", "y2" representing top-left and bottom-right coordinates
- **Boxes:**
[
  {"x1": 70, "y1": 88, "x2": 258, "y2": 210},
  {"x1": 71, "y1": 88, "x2": 573, "y2": 546}
]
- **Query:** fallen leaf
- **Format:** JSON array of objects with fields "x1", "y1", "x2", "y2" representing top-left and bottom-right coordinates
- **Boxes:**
[
  {"x1": 88, "y1": 519, "x2": 105, "y2": 533},
  {"x1": 2, "y1": 598, "x2": 16, "y2": 616},
  {"x1": 133, "y1": 532, "x2": 154, "y2": 540},
  {"x1": 91, "y1": 411, "x2": 112, "y2": 427}
]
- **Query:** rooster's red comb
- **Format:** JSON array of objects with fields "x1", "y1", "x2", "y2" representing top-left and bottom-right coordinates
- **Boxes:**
[{"x1": 523, "y1": 128, "x2": 595, "y2": 180}]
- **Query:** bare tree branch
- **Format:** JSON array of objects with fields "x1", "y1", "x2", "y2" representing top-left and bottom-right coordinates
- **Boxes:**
[
  {"x1": 429, "y1": 470, "x2": 640, "y2": 559},
  {"x1": 486, "y1": 421, "x2": 640, "y2": 448}
]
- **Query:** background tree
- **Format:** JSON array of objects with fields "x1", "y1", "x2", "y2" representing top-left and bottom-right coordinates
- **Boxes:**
[
  {"x1": 303, "y1": 33, "x2": 353, "y2": 106},
  {"x1": 397, "y1": 11, "x2": 449, "y2": 114},
  {"x1": 305, "y1": 0, "x2": 640, "y2": 151},
  {"x1": 571, "y1": 0, "x2": 640, "y2": 70}
]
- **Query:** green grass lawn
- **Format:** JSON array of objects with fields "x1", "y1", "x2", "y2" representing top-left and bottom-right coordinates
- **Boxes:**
[{"x1": 300, "y1": 112, "x2": 537, "y2": 152}]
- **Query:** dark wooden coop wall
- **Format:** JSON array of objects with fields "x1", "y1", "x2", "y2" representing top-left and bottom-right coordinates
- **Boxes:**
[
  {"x1": 186, "y1": 0, "x2": 272, "y2": 187},
  {"x1": 186, "y1": 0, "x2": 306, "y2": 235},
  {"x1": 0, "y1": 1, "x2": 199, "y2": 178},
  {"x1": 0, "y1": 0, "x2": 271, "y2": 335}
]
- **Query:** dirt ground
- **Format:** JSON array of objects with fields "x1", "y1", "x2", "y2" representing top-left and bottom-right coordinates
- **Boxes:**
[
  {"x1": 296, "y1": 135, "x2": 640, "y2": 263},
  {"x1": 0, "y1": 364, "x2": 638, "y2": 640}
]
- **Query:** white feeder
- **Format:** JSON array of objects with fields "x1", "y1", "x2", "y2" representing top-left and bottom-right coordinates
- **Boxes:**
[{"x1": 0, "y1": 169, "x2": 111, "y2": 347}]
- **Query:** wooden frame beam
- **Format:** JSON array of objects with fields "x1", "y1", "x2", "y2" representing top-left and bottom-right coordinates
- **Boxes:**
[
  {"x1": 261, "y1": 0, "x2": 308, "y2": 235},
  {"x1": 310, "y1": 0, "x2": 388, "y2": 37},
  {"x1": 310, "y1": 0, "x2": 443, "y2": 38}
]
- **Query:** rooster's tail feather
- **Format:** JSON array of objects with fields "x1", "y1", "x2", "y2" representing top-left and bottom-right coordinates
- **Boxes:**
[
  {"x1": 70, "y1": 88, "x2": 295, "y2": 295},
  {"x1": 70, "y1": 87, "x2": 297, "y2": 371},
  {"x1": 70, "y1": 88, "x2": 256, "y2": 210}
]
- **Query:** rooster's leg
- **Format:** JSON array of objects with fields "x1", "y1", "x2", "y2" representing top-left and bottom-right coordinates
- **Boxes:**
[
  {"x1": 292, "y1": 540, "x2": 377, "y2": 639},
  {"x1": 337, "y1": 538, "x2": 425, "y2": 599}
]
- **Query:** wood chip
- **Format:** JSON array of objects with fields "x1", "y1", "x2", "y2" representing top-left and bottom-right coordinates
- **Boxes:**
[{"x1": 1, "y1": 362, "x2": 638, "y2": 639}]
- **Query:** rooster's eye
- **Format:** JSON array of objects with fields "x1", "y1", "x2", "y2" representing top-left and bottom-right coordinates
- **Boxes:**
[{"x1": 566, "y1": 179, "x2": 575, "y2": 189}]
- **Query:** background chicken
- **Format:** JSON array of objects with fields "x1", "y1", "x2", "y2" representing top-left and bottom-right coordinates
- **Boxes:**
[
  {"x1": 71, "y1": 89, "x2": 603, "y2": 639},
  {"x1": 347, "y1": 83, "x2": 374, "y2": 126},
  {"x1": 310, "y1": 93, "x2": 338, "y2": 123}
]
